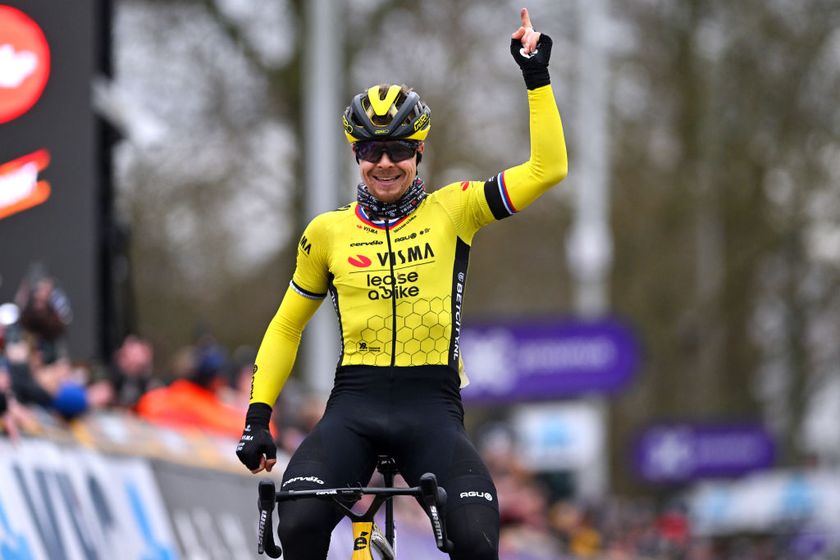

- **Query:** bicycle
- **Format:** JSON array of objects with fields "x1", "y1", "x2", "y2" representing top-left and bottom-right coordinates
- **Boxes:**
[{"x1": 257, "y1": 455, "x2": 454, "y2": 559}]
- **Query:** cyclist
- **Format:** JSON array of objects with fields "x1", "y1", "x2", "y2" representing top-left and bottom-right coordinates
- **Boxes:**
[{"x1": 237, "y1": 8, "x2": 567, "y2": 559}]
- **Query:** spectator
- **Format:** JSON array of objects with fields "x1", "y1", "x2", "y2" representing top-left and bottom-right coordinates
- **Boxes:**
[
  {"x1": 475, "y1": 423, "x2": 565, "y2": 558},
  {"x1": 16, "y1": 346, "x2": 112, "y2": 420},
  {"x1": 3, "y1": 304, "x2": 45, "y2": 412},
  {"x1": 5, "y1": 328, "x2": 60, "y2": 410},
  {"x1": 135, "y1": 345, "x2": 245, "y2": 438},
  {"x1": 566, "y1": 507, "x2": 602, "y2": 557},
  {"x1": 0, "y1": 359, "x2": 19, "y2": 439},
  {"x1": 655, "y1": 501, "x2": 691, "y2": 552},
  {"x1": 108, "y1": 335, "x2": 155, "y2": 409},
  {"x1": 15, "y1": 269, "x2": 73, "y2": 356},
  {"x1": 0, "y1": 352, "x2": 37, "y2": 440},
  {"x1": 4, "y1": 275, "x2": 111, "y2": 420}
]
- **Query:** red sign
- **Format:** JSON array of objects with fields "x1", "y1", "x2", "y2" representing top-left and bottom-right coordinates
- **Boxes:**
[
  {"x1": 0, "y1": 5, "x2": 51, "y2": 124},
  {"x1": 0, "y1": 149, "x2": 51, "y2": 220}
]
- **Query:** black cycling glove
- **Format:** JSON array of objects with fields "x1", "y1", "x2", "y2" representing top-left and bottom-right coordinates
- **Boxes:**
[
  {"x1": 510, "y1": 33, "x2": 553, "y2": 90},
  {"x1": 236, "y1": 402, "x2": 277, "y2": 471}
]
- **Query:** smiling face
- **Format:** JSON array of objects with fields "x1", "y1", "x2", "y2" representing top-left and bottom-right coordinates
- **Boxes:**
[{"x1": 357, "y1": 143, "x2": 425, "y2": 203}]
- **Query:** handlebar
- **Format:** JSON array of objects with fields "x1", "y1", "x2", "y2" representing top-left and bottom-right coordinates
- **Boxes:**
[{"x1": 256, "y1": 474, "x2": 453, "y2": 557}]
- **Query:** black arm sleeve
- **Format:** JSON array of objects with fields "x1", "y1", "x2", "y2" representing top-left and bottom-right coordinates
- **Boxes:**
[
  {"x1": 510, "y1": 34, "x2": 553, "y2": 90},
  {"x1": 9, "y1": 362, "x2": 53, "y2": 407}
]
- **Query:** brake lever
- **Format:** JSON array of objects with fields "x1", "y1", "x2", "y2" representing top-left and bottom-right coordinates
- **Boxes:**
[
  {"x1": 419, "y1": 473, "x2": 454, "y2": 553},
  {"x1": 258, "y1": 480, "x2": 282, "y2": 558}
]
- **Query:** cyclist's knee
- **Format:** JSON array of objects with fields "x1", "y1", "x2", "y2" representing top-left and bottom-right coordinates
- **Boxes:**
[{"x1": 276, "y1": 501, "x2": 336, "y2": 544}]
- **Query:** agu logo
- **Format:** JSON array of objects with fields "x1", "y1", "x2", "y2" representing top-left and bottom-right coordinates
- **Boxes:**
[
  {"x1": 460, "y1": 490, "x2": 493, "y2": 501},
  {"x1": 0, "y1": 6, "x2": 51, "y2": 124}
]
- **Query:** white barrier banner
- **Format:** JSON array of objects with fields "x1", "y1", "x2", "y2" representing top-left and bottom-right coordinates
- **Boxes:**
[
  {"x1": 687, "y1": 469, "x2": 840, "y2": 536},
  {"x1": 0, "y1": 439, "x2": 180, "y2": 560},
  {"x1": 1, "y1": 437, "x2": 556, "y2": 560}
]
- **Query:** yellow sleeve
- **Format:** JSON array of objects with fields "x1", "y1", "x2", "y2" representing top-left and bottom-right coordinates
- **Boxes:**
[
  {"x1": 250, "y1": 215, "x2": 331, "y2": 405},
  {"x1": 484, "y1": 84, "x2": 568, "y2": 219},
  {"x1": 434, "y1": 84, "x2": 568, "y2": 237},
  {"x1": 291, "y1": 214, "x2": 331, "y2": 297},
  {"x1": 250, "y1": 286, "x2": 322, "y2": 405}
]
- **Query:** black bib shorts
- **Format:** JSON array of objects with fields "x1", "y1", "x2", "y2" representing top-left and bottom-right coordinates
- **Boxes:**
[{"x1": 275, "y1": 365, "x2": 499, "y2": 560}]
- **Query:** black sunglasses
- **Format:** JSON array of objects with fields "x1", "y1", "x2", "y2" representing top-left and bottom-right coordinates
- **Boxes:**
[{"x1": 355, "y1": 140, "x2": 419, "y2": 163}]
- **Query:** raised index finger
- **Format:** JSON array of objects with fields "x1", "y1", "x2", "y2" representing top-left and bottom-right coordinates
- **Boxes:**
[{"x1": 520, "y1": 7, "x2": 533, "y2": 29}]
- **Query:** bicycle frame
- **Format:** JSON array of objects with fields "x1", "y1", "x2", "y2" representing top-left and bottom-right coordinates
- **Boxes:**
[{"x1": 257, "y1": 470, "x2": 453, "y2": 559}]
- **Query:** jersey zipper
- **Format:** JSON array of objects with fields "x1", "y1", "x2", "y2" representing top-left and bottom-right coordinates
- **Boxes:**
[{"x1": 384, "y1": 218, "x2": 398, "y2": 368}]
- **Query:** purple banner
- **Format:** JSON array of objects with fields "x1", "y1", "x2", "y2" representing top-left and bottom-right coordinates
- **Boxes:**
[
  {"x1": 633, "y1": 423, "x2": 776, "y2": 483},
  {"x1": 459, "y1": 318, "x2": 639, "y2": 403}
]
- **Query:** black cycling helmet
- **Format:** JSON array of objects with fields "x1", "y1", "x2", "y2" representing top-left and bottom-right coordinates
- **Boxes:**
[{"x1": 342, "y1": 84, "x2": 431, "y2": 144}]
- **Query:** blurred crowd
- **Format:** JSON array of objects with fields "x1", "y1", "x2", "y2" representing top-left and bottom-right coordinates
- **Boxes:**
[
  {"x1": 354, "y1": 424, "x2": 834, "y2": 560},
  {"x1": 0, "y1": 272, "x2": 835, "y2": 560},
  {"x1": 0, "y1": 270, "x2": 253, "y2": 440}
]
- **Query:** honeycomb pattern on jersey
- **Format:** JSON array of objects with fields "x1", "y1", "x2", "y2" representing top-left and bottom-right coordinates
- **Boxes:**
[{"x1": 357, "y1": 296, "x2": 452, "y2": 366}]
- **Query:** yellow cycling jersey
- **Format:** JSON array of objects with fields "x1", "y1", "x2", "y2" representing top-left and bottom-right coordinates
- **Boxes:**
[
  {"x1": 292, "y1": 182, "x2": 497, "y2": 371},
  {"x1": 250, "y1": 84, "x2": 567, "y2": 406}
]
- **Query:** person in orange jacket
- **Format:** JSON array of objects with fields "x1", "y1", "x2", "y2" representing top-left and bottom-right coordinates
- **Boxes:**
[{"x1": 136, "y1": 346, "x2": 245, "y2": 439}]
